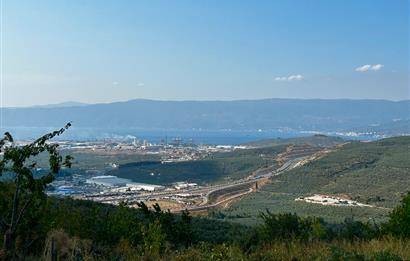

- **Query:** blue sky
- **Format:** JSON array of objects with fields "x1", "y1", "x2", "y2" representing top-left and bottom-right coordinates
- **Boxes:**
[{"x1": 2, "y1": 0, "x2": 409, "y2": 106}]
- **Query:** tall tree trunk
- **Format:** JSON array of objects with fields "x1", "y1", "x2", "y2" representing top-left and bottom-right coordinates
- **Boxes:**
[
  {"x1": 2, "y1": 229, "x2": 13, "y2": 259},
  {"x1": 10, "y1": 176, "x2": 21, "y2": 232},
  {"x1": 51, "y1": 238, "x2": 57, "y2": 261},
  {"x1": 3, "y1": 176, "x2": 21, "y2": 258}
]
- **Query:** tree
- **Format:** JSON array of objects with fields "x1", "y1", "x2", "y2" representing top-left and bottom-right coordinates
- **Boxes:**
[
  {"x1": 259, "y1": 211, "x2": 311, "y2": 240},
  {"x1": 109, "y1": 203, "x2": 142, "y2": 246},
  {"x1": 384, "y1": 192, "x2": 410, "y2": 238},
  {"x1": 0, "y1": 123, "x2": 73, "y2": 257},
  {"x1": 179, "y1": 209, "x2": 194, "y2": 246},
  {"x1": 142, "y1": 219, "x2": 166, "y2": 258}
]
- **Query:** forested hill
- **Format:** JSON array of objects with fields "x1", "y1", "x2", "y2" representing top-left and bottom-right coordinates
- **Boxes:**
[
  {"x1": 223, "y1": 136, "x2": 410, "y2": 224},
  {"x1": 273, "y1": 135, "x2": 410, "y2": 208},
  {"x1": 243, "y1": 134, "x2": 345, "y2": 148},
  {"x1": 2, "y1": 99, "x2": 409, "y2": 133}
]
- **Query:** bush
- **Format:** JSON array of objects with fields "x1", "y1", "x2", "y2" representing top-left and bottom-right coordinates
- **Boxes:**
[
  {"x1": 383, "y1": 192, "x2": 410, "y2": 238},
  {"x1": 259, "y1": 211, "x2": 312, "y2": 241},
  {"x1": 337, "y1": 218, "x2": 374, "y2": 240}
]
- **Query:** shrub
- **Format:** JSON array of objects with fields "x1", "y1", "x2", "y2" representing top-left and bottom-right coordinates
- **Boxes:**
[
  {"x1": 383, "y1": 192, "x2": 410, "y2": 238},
  {"x1": 259, "y1": 211, "x2": 312, "y2": 241}
]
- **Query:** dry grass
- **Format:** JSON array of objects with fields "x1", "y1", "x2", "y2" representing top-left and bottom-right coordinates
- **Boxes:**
[
  {"x1": 39, "y1": 233, "x2": 410, "y2": 260},
  {"x1": 249, "y1": 237, "x2": 410, "y2": 260},
  {"x1": 43, "y1": 229, "x2": 93, "y2": 261},
  {"x1": 132, "y1": 200, "x2": 185, "y2": 211}
]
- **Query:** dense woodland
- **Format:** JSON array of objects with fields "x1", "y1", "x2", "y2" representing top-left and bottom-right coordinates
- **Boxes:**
[{"x1": 0, "y1": 128, "x2": 409, "y2": 260}]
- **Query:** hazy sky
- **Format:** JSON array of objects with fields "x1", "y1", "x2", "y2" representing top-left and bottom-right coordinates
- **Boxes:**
[{"x1": 1, "y1": 0, "x2": 409, "y2": 107}]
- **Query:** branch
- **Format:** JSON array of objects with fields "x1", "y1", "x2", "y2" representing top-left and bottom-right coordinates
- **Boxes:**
[
  {"x1": 0, "y1": 132, "x2": 13, "y2": 151},
  {"x1": 10, "y1": 175, "x2": 21, "y2": 232},
  {"x1": 30, "y1": 122, "x2": 71, "y2": 148},
  {"x1": 12, "y1": 196, "x2": 32, "y2": 233}
]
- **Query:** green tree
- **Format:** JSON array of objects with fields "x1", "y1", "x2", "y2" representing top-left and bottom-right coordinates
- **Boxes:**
[
  {"x1": 142, "y1": 219, "x2": 166, "y2": 258},
  {"x1": 339, "y1": 217, "x2": 373, "y2": 240},
  {"x1": 310, "y1": 217, "x2": 331, "y2": 240},
  {"x1": 259, "y1": 211, "x2": 311, "y2": 241},
  {"x1": 109, "y1": 202, "x2": 142, "y2": 246},
  {"x1": 178, "y1": 209, "x2": 194, "y2": 246},
  {"x1": 0, "y1": 124, "x2": 72, "y2": 257},
  {"x1": 384, "y1": 192, "x2": 410, "y2": 238}
]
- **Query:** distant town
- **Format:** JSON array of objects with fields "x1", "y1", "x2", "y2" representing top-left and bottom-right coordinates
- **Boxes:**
[
  {"x1": 15, "y1": 132, "x2": 406, "y2": 213},
  {"x1": 40, "y1": 137, "x2": 256, "y2": 211}
]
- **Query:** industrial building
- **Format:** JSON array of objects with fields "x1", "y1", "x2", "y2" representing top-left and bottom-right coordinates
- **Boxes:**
[
  {"x1": 173, "y1": 182, "x2": 198, "y2": 190},
  {"x1": 86, "y1": 175, "x2": 130, "y2": 187},
  {"x1": 86, "y1": 175, "x2": 165, "y2": 191},
  {"x1": 126, "y1": 182, "x2": 165, "y2": 191}
]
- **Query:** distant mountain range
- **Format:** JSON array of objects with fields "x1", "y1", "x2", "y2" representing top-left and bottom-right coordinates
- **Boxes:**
[
  {"x1": 1, "y1": 99, "x2": 409, "y2": 134},
  {"x1": 29, "y1": 101, "x2": 88, "y2": 108}
]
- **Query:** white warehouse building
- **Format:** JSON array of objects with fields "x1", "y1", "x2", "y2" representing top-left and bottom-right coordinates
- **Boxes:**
[
  {"x1": 126, "y1": 183, "x2": 165, "y2": 191},
  {"x1": 86, "y1": 175, "x2": 165, "y2": 191},
  {"x1": 86, "y1": 175, "x2": 129, "y2": 187}
]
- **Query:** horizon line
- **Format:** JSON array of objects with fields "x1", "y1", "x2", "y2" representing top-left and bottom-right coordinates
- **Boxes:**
[{"x1": 2, "y1": 97, "x2": 410, "y2": 109}]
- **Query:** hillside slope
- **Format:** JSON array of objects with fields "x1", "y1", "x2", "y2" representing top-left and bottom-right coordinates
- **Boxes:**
[
  {"x1": 108, "y1": 135, "x2": 344, "y2": 185},
  {"x1": 110, "y1": 145, "x2": 287, "y2": 185},
  {"x1": 244, "y1": 134, "x2": 345, "y2": 148},
  {"x1": 222, "y1": 136, "x2": 410, "y2": 223}
]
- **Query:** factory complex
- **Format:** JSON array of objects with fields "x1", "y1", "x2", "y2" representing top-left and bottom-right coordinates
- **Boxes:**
[{"x1": 86, "y1": 175, "x2": 165, "y2": 191}]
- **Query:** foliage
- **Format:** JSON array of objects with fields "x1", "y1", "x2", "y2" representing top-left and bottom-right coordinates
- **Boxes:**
[
  {"x1": 271, "y1": 136, "x2": 410, "y2": 208},
  {"x1": 43, "y1": 229, "x2": 92, "y2": 261},
  {"x1": 259, "y1": 211, "x2": 312, "y2": 241},
  {"x1": 383, "y1": 192, "x2": 410, "y2": 238},
  {"x1": 0, "y1": 124, "x2": 73, "y2": 258},
  {"x1": 143, "y1": 219, "x2": 166, "y2": 258},
  {"x1": 244, "y1": 134, "x2": 344, "y2": 148},
  {"x1": 0, "y1": 130, "x2": 409, "y2": 260},
  {"x1": 109, "y1": 145, "x2": 285, "y2": 185},
  {"x1": 223, "y1": 136, "x2": 410, "y2": 224},
  {"x1": 0, "y1": 183, "x2": 409, "y2": 260}
]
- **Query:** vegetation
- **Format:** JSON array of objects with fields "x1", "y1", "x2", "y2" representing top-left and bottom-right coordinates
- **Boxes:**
[
  {"x1": 384, "y1": 192, "x2": 410, "y2": 238},
  {"x1": 0, "y1": 124, "x2": 73, "y2": 259},
  {"x1": 243, "y1": 134, "x2": 344, "y2": 148},
  {"x1": 110, "y1": 145, "x2": 286, "y2": 185},
  {"x1": 0, "y1": 191, "x2": 409, "y2": 260},
  {"x1": 222, "y1": 136, "x2": 410, "y2": 224},
  {"x1": 61, "y1": 151, "x2": 160, "y2": 171},
  {"x1": 1, "y1": 130, "x2": 409, "y2": 260},
  {"x1": 44, "y1": 135, "x2": 342, "y2": 187},
  {"x1": 28, "y1": 150, "x2": 160, "y2": 182}
]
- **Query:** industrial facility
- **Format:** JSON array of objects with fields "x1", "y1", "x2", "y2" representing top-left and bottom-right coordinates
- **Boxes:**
[{"x1": 86, "y1": 175, "x2": 165, "y2": 191}]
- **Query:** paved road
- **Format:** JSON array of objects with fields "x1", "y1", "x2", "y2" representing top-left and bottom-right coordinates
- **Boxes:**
[
  {"x1": 173, "y1": 156, "x2": 309, "y2": 212},
  {"x1": 81, "y1": 156, "x2": 309, "y2": 208}
]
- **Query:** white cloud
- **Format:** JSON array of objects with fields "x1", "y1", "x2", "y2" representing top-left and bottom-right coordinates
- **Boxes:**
[
  {"x1": 355, "y1": 64, "x2": 372, "y2": 72},
  {"x1": 355, "y1": 64, "x2": 384, "y2": 72},
  {"x1": 371, "y1": 64, "x2": 384, "y2": 71},
  {"x1": 112, "y1": 81, "x2": 119, "y2": 85},
  {"x1": 274, "y1": 74, "x2": 304, "y2": 81},
  {"x1": 288, "y1": 74, "x2": 304, "y2": 81},
  {"x1": 137, "y1": 82, "x2": 145, "y2": 87}
]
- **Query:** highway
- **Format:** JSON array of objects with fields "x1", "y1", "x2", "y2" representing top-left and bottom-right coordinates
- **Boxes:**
[
  {"x1": 176, "y1": 156, "x2": 309, "y2": 211},
  {"x1": 79, "y1": 155, "x2": 310, "y2": 210}
]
